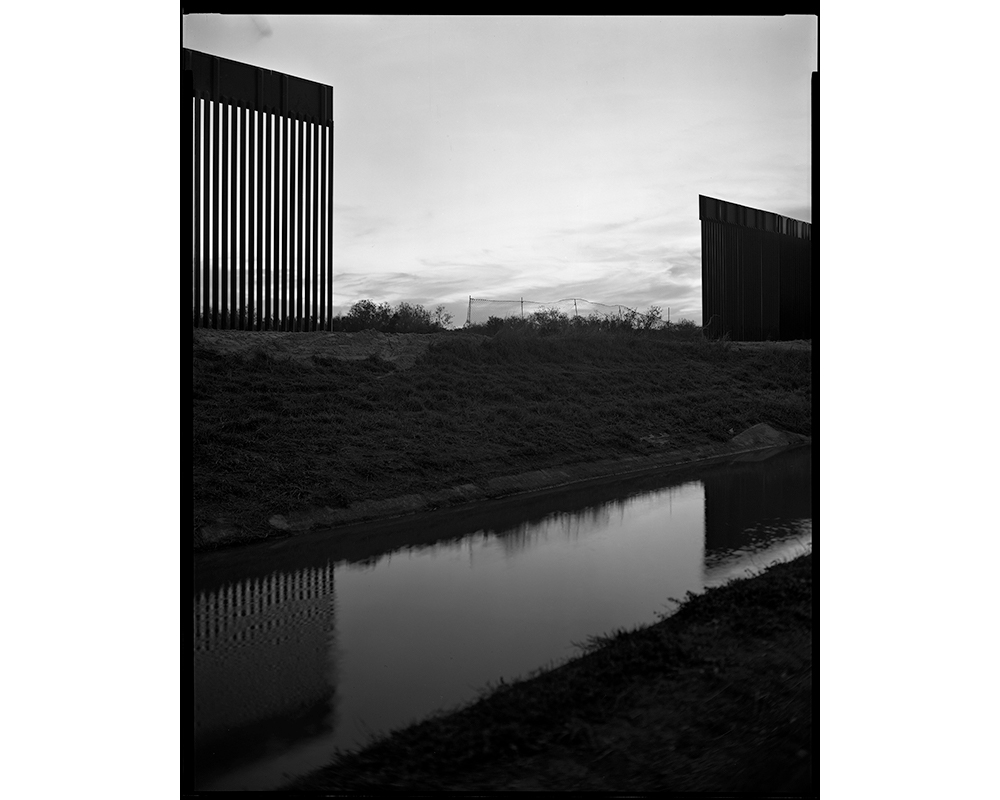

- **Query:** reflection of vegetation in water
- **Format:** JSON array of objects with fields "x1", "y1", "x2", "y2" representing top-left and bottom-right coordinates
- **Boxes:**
[{"x1": 491, "y1": 483, "x2": 698, "y2": 557}]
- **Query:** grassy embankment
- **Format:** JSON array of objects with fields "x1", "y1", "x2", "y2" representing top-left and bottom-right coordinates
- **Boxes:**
[
  {"x1": 285, "y1": 551, "x2": 814, "y2": 793},
  {"x1": 193, "y1": 328, "x2": 811, "y2": 549}
]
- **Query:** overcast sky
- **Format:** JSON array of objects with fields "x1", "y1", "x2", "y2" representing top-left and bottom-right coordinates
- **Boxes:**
[{"x1": 183, "y1": 14, "x2": 816, "y2": 326}]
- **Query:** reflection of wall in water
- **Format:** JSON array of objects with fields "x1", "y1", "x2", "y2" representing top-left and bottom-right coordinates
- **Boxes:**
[
  {"x1": 703, "y1": 448, "x2": 812, "y2": 552},
  {"x1": 194, "y1": 563, "x2": 337, "y2": 743}
]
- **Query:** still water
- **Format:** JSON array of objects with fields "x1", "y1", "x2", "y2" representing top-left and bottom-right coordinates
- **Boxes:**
[{"x1": 192, "y1": 445, "x2": 812, "y2": 791}]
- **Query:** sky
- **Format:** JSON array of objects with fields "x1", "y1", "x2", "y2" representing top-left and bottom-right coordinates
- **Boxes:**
[{"x1": 183, "y1": 14, "x2": 816, "y2": 326}]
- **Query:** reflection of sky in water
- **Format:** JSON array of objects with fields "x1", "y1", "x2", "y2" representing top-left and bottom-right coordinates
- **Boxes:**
[
  {"x1": 333, "y1": 481, "x2": 706, "y2": 760},
  {"x1": 193, "y1": 446, "x2": 812, "y2": 791}
]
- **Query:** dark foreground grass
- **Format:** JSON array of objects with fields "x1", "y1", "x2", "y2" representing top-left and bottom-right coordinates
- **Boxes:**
[
  {"x1": 285, "y1": 551, "x2": 814, "y2": 793},
  {"x1": 193, "y1": 329, "x2": 811, "y2": 547}
]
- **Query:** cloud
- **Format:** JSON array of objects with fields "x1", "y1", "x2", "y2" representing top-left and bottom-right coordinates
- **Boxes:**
[{"x1": 334, "y1": 204, "x2": 397, "y2": 240}]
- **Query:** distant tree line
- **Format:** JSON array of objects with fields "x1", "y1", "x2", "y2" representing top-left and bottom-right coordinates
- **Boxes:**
[
  {"x1": 333, "y1": 300, "x2": 454, "y2": 333},
  {"x1": 199, "y1": 301, "x2": 702, "y2": 337},
  {"x1": 193, "y1": 300, "x2": 453, "y2": 332},
  {"x1": 464, "y1": 306, "x2": 702, "y2": 339}
]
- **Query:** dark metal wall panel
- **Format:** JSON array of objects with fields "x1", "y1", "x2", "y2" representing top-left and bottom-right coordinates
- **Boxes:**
[
  {"x1": 311, "y1": 122, "x2": 320, "y2": 330},
  {"x1": 212, "y1": 99, "x2": 220, "y2": 329},
  {"x1": 294, "y1": 119, "x2": 303, "y2": 330},
  {"x1": 742, "y1": 227, "x2": 762, "y2": 341},
  {"x1": 264, "y1": 111, "x2": 272, "y2": 330},
  {"x1": 779, "y1": 235, "x2": 812, "y2": 340},
  {"x1": 184, "y1": 48, "x2": 332, "y2": 123},
  {"x1": 760, "y1": 231, "x2": 781, "y2": 340},
  {"x1": 189, "y1": 49, "x2": 333, "y2": 330},
  {"x1": 239, "y1": 102, "x2": 249, "y2": 331},
  {"x1": 326, "y1": 122, "x2": 334, "y2": 330},
  {"x1": 700, "y1": 195, "x2": 812, "y2": 341},
  {"x1": 222, "y1": 101, "x2": 231, "y2": 325},
  {"x1": 281, "y1": 114, "x2": 289, "y2": 329},
  {"x1": 319, "y1": 123, "x2": 327, "y2": 330},
  {"x1": 255, "y1": 108, "x2": 264, "y2": 330},
  {"x1": 193, "y1": 97, "x2": 202, "y2": 326}
]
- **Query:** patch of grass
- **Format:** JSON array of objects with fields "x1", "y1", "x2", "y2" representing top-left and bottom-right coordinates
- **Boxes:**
[{"x1": 193, "y1": 331, "x2": 811, "y2": 546}]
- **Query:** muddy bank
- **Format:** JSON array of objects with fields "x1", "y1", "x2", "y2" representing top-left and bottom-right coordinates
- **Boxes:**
[
  {"x1": 283, "y1": 552, "x2": 814, "y2": 794},
  {"x1": 199, "y1": 426, "x2": 809, "y2": 550}
]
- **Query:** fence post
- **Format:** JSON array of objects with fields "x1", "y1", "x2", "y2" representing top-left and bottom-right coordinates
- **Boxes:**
[{"x1": 521, "y1": 297, "x2": 524, "y2": 319}]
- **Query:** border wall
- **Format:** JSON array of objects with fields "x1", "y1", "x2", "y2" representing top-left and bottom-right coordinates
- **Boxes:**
[{"x1": 700, "y1": 195, "x2": 812, "y2": 341}]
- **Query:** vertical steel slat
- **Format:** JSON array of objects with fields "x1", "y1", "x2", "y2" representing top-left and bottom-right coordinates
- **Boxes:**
[
  {"x1": 194, "y1": 96, "x2": 202, "y2": 326},
  {"x1": 296, "y1": 116, "x2": 305, "y2": 330},
  {"x1": 319, "y1": 123, "x2": 326, "y2": 330},
  {"x1": 286, "y1": 116, "x2": 294, "y2": 331},
  {"x1": 732, "y1": 224, "x2": 740, "y2": 339},
  {"x1": 246, "y1": 119, "x2": 253, "y2": 333},
  {"x1": 203, "y1": 96, "x2": 212, "y2": 328},
  {"x1": 741, "y1": 226, "x2": 749, "y2": 340},
  {"x1": 312, "y1": 120, "x2": 320, "y2": 330},
  {"x1": 288, "y1": 118, "x2": 299, "y2": 331},
  {"x1": 720, "y1": 223, "x2": 725, "y2": 336},
  {"x1": 238, "y1": 103, "x2": 247, "y2": 330},
  {"x1": 242, "y1": 104, "x2": 251, "y2": 330},
  {"x1": 308, "y1": 120, "x2": 316, "y2": 330},
  {"x1": 304, "y1": 120, "x2": 312, "y2": 330},
  {"x1": 312, "y1": 119, "x2": 320, "y2": 330},
  {"x1": 327, "y1": 121, "x2": 334, "y2": 330},
  {"x1": 275, "y1": 112, "x2": 282, "y2": 331},
  {"x1": 757, "y1": 235, "x2": 764, "y2": 340},
  {"x1": 712, "y1": 221, "x2": 718, "y2": 337},
  {"x1": 222, "y1": 101, "x2": 232, "y2": 329},
  {"x1": 229, "y1": 102, "x2": 239, "y2": 330},
  {"x1": 312, "y1": 120, "x2": 319, "y2": 331},
  {"x1": 736, "y1": 226, "x2": 743, "y2": 338},
  {"x1": 212, "y1": 99, "x2": 221, "y2": 329},
  {"x1": 256, "y1": 108, "x2": 264, "y2": 331},
  {"x1": 700, "y1": 219, "x2": 707, "y2": 336},
  {"x1": 735, "y1": 226, "x2": 743, "y2": 339},
  {"x1": 246, "y1": 105, "x2": 255, "y2": 330},
  {"x1": 288, "y1": 116, "x2": 296, "y2": 330},
  {"x1": 714, "y1": 223, "x2": 720, "y2": 337},
  {"x1": 190, "y1": 94, "x2": 195, "y2": 326},
  {"x1": 264, "y1": 111, "x2": 272, "y2": 331},
  {"x1": 716, "y1": 221, "x2": 724, "y2": 338},
  {"x1": 747, "y1": 227, "x2": 761, "y2": 340},
  {"x1": 281, "y1": 113, "x2": 289, "y2": 331},
  {"x1": 701, "y1": 220, "x2": 707, "y2": 336},
  {"x1": 723, "y1": 223, "x2": 731, "y2": 339},
  {"x1": 233, "y1": 103, "x2": 242, "y2": 329}
]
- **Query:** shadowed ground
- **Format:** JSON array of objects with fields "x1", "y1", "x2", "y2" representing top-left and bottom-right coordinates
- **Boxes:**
[{"x1": 193, "y1": 328, "x2": 811, "y2": 550}]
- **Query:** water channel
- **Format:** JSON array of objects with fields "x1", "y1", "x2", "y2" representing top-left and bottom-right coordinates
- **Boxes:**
[{"x1": 192, "y1": 444, "x2": 812, "y2": 791}]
